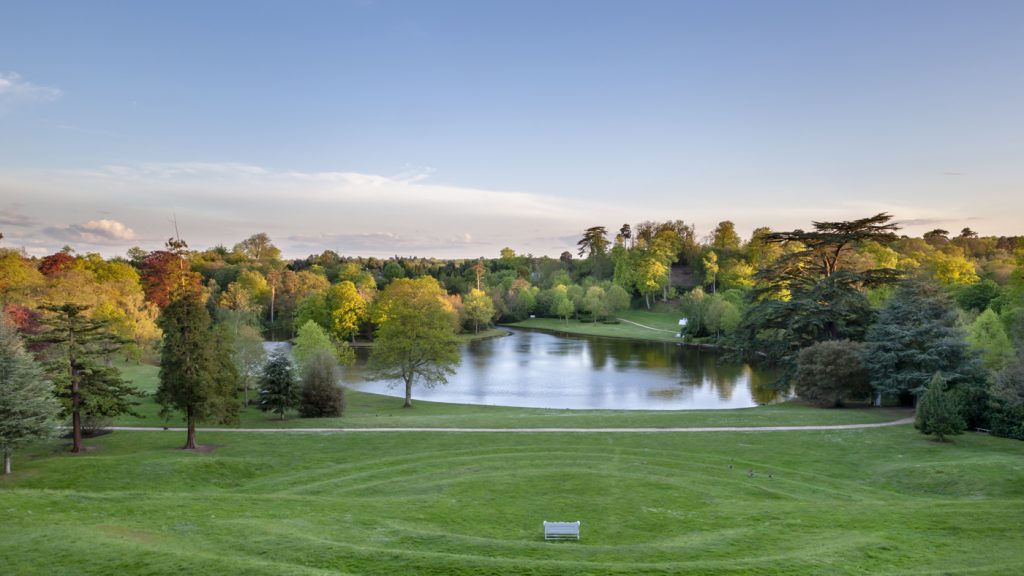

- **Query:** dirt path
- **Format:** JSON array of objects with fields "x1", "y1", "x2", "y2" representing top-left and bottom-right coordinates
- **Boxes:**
[
  {"x1": 110, "y1": 417, "x2": 914, "y2": 434},
  {"x1": 616, "y1": 317, "x2": 678, "y2": 333}
]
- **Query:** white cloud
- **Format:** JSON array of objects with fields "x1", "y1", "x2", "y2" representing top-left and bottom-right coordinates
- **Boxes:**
[
  {"x1": 0, "y1": 72, "x2": 62, "y2": 105},
  {"x1": 45, "y1": 219, "x2": 137, "y2": 245}
]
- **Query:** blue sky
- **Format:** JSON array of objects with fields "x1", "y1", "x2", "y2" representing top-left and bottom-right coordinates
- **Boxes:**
[{"x1": 1, "y1": 0, "x2": 1022, "y2": 257}]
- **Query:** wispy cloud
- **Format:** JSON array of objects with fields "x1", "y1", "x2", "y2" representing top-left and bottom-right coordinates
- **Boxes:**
[
  {"x1": 0, "y1": 72, "x2": 62, "y2": 106},
  {"x1": 0, "y1": 205, "x2": 37, "y2": 227},
  {"x1": 45, "y1": 219, "x2": 137, "y2": 245}
]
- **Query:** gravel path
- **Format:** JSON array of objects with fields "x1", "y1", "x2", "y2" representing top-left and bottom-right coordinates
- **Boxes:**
[{"x1": 110, "y1": 417, "x2": 914, "y2": 434}]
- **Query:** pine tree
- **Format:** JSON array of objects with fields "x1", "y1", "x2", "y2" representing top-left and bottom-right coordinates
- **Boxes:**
[
  {"x1": 915, "y1": 373, "x2": 966, "y2": 442},
  {"x1": 0, "y1": 316, "x2": 61, "y2": 474},
  {"x1": 34, "y1": 303, "x2": 139, "y2": 453},
  {"x1": 259, "y1": 349, "x2": 299, "y2": 419},
  {"x1": 156, "y1": 293, "x2": 239, "y2": 449}
]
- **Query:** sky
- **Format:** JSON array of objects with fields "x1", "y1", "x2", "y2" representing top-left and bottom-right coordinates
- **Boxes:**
[{"x1": 1, "y1": 0, "x2": 1022, "y2": 259}]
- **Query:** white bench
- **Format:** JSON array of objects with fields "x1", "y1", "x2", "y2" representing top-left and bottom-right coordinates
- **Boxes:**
[{"x1": 543, "y1": 521, "x2": 581, "y2": 541}]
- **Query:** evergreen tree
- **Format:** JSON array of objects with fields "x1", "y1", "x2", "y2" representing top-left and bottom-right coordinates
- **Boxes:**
[
  {"x1": 259, "y1": 349, "x2": 299, "y2": 419},
  {"x1": 156, "y1": 292, "x2": 239, "y2": 449},
  {"x1": 863, "y1": 280, "x2": 989, "y2": 424},
  {"x1": 35, "y1": 303, "x2": 139, "y2": 453},
  {"x1": 915, "y1": 373, "x2": 966, "y2": 442},
  {"x1": 0, "y1": 316, "x2": 61, "y2": 474}
]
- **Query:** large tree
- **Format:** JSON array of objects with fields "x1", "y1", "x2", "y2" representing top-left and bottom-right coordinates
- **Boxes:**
[
  {"x1": 863, "y1": 280, "x2": 989, "y2": 422},
  {"x1": 0, "y1": 316, "x2": 61, "y2": 474},
  {"x1": 35, "y1": 303, "x2": 139, "y2": 453},
  {"x1": 156, "y1": 292, "x2": 239, "y2": 449},
  {"x1": 793, "y1": 340, "x2": 871, "y2": 407},
  {"x1": 366, "y1": 277, "x2": 460, "y2": 407}
]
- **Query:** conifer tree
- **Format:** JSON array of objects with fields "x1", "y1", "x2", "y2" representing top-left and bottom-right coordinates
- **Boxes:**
[
  {"x1": 0, "y1": 316, "x2": 61, "y2": 473},
  {"x1": 35, "y1": 303, "x2": 138, "y2": 453},
  {"x1": 915, "y1": 373, "x2": 966, "y2": 442},
  {"x1": 156, "y1": 292, "x2": 239, "y2": 449},
  {"x1": 259, "y1": 349, "x2": 299, "y2": 419}
]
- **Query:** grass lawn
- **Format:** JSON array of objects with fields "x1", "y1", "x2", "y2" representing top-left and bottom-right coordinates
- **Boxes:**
[
  {"x1": 508, "y1": 309, "x2": 687, "y2": 343},
  {"x1": 112, "y1": 360, "x2": 910, "y2": 429},
  {"x1": 3, "y1": 425, "x2": 1023, "y2": 575}
]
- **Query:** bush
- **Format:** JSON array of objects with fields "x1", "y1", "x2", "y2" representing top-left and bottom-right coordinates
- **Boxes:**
[
  {"x1": 298, "y1": 350, "x2": 344, "y2": 418},
  {"x1": 915, "y1": 373, "x2": 966, "y2": 442},
  {"x1": 793, "y1": 340, "x2": 871, "y2": 407}
]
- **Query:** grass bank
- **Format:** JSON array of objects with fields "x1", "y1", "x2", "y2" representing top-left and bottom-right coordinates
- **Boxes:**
[
  {"x1": 507, "y1": 309, "x2": 685, "y2": 343},
  {"x1": 3, "y1": 425, "x2": 1022, "y2": 575}
]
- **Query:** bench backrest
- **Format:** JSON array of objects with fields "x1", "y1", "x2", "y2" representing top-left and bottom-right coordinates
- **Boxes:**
[{"x1": 543, "y1": 521, "x2": 581, "y2": 540}]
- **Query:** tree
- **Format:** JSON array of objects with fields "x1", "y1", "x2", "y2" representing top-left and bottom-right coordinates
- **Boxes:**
[
  {"x1": 967, "y1": 308, "x2": 1015, "y2": 371},
  {"x1": 140, "y1": 240, "x2": 201, "y2": 308},
  {"x1": 0, "y1": 316, "x2": 61, "y2": 474},
  {"x1": 233, "y1": 232, "x2": 281, "y2": 261},
  {"x1": 293, "y1": 319, "x2": 355, "y2": 368},
  {"x1": 605, "y1": 284, "x2": 631, "y2": 318},
  {"x1": 863, "y1": 280, "x2": 989, "y2": 422},
  {"x1": 156, "y1": 292, "x2": 239, "y2": 449},
  {"x1": 712, "y1": 221, "x2": 742, "y2": 252},
  {"x1": 956, "y1": 279, "x2": 1001, "y2": 312},
  {"x1": 703, "y1": 295, "x2": 741, "y2": 339},
  {"x1": 462, "y1": 288, "x2": 495, "y2": 334},
  {"x1": 990, "y1": 352, "x2": 1024, "y2": 440},
  {"x1": 326, "y1": 280, "x2": 366, "y2": 342},
  {"x1": 298, "y1": 349, "x2": 344, "y2": 418},
  {"x1": 793, "y1": 340, "x2": 871, "y2": 407},
  {"x1": 366, "y1": 277, "x2": 460, "y2": 408},
  {"x1": 233, "y1": 324, "x2": 266, "y2": 407},
  {"x1": 553, "y1": 292, "x2": 575, "y2": 323},
  {"x1": 703, "y1": 250, "x2": 719, "y2": 293},
  {"x1": 577, "y1": 226, "x2": 609, "y2": 258},
  {"x1": 259, "y1": 349, "x2": 299, "y2": 420},
  {"x1": 582, "y1": 286, "x2": 607, "y2": 321},
  {"x1": 915, "y1": 373, "x2": 965, "y2": 442},
  {"x1": 35, "y1": 303, "x2": 139, "y2": 453}
]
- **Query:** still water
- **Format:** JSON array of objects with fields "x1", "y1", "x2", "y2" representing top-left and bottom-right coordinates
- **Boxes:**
[{"x1": 344, "y1": 328, "x2": 780, "y2": 410}]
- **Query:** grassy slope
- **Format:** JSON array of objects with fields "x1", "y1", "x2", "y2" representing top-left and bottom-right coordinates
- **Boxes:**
[
  {"x1": 114, "y1": 360, "x2": 908, "y2": 429},
  {"x1": 508, "y1": 309, "x2": 686, "y2": 343},
  {"x1": 3, "y1": 426, "x2": 1023, "y2": 575}
]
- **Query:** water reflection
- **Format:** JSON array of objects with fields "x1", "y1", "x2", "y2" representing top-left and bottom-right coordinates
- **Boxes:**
[{"x1": 346, "y1": 328, "x2": 781, "y2": 410}]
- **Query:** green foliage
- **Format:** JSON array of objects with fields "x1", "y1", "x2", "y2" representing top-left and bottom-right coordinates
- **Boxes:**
[
  {"x1": 703, "y1": 295, "x2": 741, "y2": 338},
  {"x1": 462, "y1": 288, "x2": 495, "y2": 334},
  {"x1": 326, "y1": 280, "x2": 366, "y2": 341},
  {"x1": 259, "y1": 349, "x2": 300, "y2": 419},
  {"x1": 0, "y1": 316, "x2": 61, "y2": 473},
  {"x1": 366, "y1": 277, "x2": 460, "y2": 407},
  {"x1": 967, "y1": 308, "x2": 1015, "y2": 371},
  {"x1": 35, "y1": 303, "x2": 139, "y2": 452},
  {"x1": 298, "y1": 349, "x2": 344, "y2": 418},
  {"x1": 989, "y1": 353, "x2": 1024, "y2": 440},
  {"x1": 915, "y1": 373, "x2": 966, "y2": 441},
  {"x1": 232, "y1": 324, "x2": 265, "y2": 407},
  {"x1": 156, "y1": 293, "x2": 239, "y2": 447},
  {"x1": 793, "y1": 340, "x2": 871, "y2": 407},
  {"x1": 864, "y1": 281, "x2": 989, "y2": 423},
  {"x1": 956, "y1": 279, "x2": 1001, "y2": 312}
]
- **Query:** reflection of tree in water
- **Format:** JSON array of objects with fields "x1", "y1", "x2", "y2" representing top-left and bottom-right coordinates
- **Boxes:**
[
  {"x1": 640, "y1": 344, "x2": 673, "y2": 370},
  {"x1": 749, "y1": 368, "x2": 784, "y2": 404},
  {"x1": 467, "y1": 339, "x2": 493, "y2": 370},
  {"x1": 648, "y1": 386, "x2": 694, "y2": 401},
  {"x1": 691, "y1": 351, "x2": 742, "y2": 400},
  {"x1": 589, "y1": 341, "x2": 609, "y2": 369}
]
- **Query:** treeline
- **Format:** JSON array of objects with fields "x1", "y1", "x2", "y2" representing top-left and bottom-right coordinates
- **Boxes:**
[{"x1": 1, "y1": 215, "x2": 1023, "y2": 445}]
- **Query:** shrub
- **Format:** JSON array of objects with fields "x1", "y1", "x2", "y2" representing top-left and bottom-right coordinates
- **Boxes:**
[
  {"x1": 299, "y1": 349, "x2": 344, "y2": 418},
  {"x1": 793, "y1": 340, "x2": 871, "y2": 407}
]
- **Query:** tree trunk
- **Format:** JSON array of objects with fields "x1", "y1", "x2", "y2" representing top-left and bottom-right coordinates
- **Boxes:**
[
  {"x1": 474, "y1": 320, "x2": 479, "y2": 335},
  {"x1": 3, "y1": 449, "x2": 11, "y2": 475},
  {"x1": 645, "y1": 293, "x2": 651, "y2": 309},
  {"x1": 403, "y1": 376, "x2": 413, "y2": 408},
  {"x1": 185, "y1": 405, "x2": 197, "y2": 450},
  {"x1": 71, "y1": 402, "x2": 82, "y2": 454}
]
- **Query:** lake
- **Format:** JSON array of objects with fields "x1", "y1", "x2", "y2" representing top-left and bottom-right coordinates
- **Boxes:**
[{"x1": 343, "y1": 328, "x2": 781, "y2": 410}]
